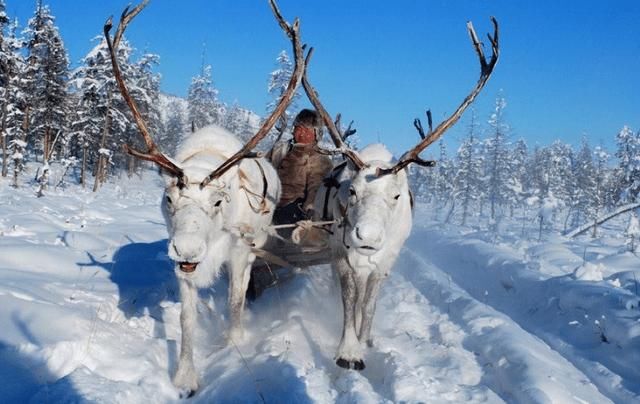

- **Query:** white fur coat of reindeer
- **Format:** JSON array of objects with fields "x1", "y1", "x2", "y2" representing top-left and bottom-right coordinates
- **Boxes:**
[
  {"x1": 164, "y1": 126, "x2": 280, "y2": 393},
  {"x1": 314, "y1": 144, "x2": 412, "y2": 370},
  {"x1": 302, "y1": 15, "x2": 499, "y2": 370},
  {"x1": 103, "y1": 0, "x2": 308, "y2": 396}
]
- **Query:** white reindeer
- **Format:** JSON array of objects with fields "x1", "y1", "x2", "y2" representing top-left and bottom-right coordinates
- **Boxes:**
[
  {"x1": 104, "y1": 0, "x2": 308, "y2": 395},
  {"x1": 161, "y1": 126, "x2": 281, "y2": 393},
  {"x1": 313, "y1": 145, "x2": 413, "y2": 369},
  {"x1": 303, "y1": 17, "x2": 500, "y2": 370}
]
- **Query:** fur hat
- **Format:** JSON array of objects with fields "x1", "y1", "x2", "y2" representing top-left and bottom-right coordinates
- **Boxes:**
[{"x1": 293, "y1": 109, "x2": 322, "y2": 128}]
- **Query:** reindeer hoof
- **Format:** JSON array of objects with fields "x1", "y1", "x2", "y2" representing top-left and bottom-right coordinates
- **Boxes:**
[
  {"x1": 178, "y1": 388, "x2": 196, "y2": 399},
  {"x1": 336, "y1": 357, "x2": 365, "y2": 370}
]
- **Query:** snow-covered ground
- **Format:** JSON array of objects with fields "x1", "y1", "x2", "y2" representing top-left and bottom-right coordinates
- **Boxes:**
[{"x1": 1, "y1": 170, "x2": 639, "y2": 403}]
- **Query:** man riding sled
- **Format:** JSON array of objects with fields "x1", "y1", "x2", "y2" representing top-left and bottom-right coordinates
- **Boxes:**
[{"x1": 247, "y1": 109, "x2": 333, "y2": 299}]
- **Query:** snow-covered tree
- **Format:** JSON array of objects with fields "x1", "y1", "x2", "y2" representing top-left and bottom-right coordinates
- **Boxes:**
[
  {"x1": 507, "y1": 138, "x2": 529, "y2": 215},
  {"x1": 123, "y1": 51, "x2": 163, "y2": 176},
  {"x1": 572, "y1": 137, "x2": 596, "y2": 227},
  {"x1": 23, "y1": 3, "x2": 70, "y2": 166},
  {"x1": 615, "y1": 125, "x2": 640, "y2": 203},
  {"x1": 265, "y1": 50, "x2": 300, "y2": 142},
  {"x1": 4, "y1": 22, "x2": 26, "y2": 186},
  {"x1": 453, "y1": 111, "x2": 483, "y2": 225},
  {"x1": 484, "y1": 93, "x2": 511, "y2": 219},
  {"x1": 1, "y1": 14, "x2": 25, "y2": 178},
  {"x1": 70, "y1": 35, "x2": 138, "y2": 191},
  {"x1": 223, "y1": 101, "x2": 244, "y2": 136},
  {"x1": 408, "y1": 164, "x2": 436, "y2": 203},
  {"x1": 0, "y1": 0, "x2": 10, "y2": 88},
  {"x1": 187, "y1": 64, "x2": 221, "y2": 130},
  {"x1": 591, "y1": 145, "x2": 610, "y2": 237},
  {"x1": 625, "y1": 212, "x2": 640, "y2": 252},
  {"x1": 160, "y1": 99, "x2": 187, "y2": 157},
  {"x1": 434, "y1": 140, "x2": 454, "y2": 217},
  {"x1": 547, "y1": 141, "x2": 573, "y2": 207}
]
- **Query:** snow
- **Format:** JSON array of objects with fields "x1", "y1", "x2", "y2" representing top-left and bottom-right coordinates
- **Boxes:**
[{"x1": 1, "y1": 172, "x2": 639, "y2": 403}]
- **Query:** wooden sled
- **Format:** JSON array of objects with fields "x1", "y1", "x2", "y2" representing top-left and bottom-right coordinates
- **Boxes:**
[{"x1": 247, "y1": 221, "x2": 333, "y2": 300}]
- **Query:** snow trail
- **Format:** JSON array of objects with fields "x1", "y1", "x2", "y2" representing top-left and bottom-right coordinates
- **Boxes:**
[{"x1": 1, "y1": 177, "x2": 639, "y2": 403}]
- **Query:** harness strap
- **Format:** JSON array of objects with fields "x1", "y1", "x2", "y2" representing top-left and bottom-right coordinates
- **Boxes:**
[
  {"x1": 239, "y1": 160, "x2": 270, "y2": 215},
  {"x1": 321, "y1": 161, "x2": 348, "y2": 221}
]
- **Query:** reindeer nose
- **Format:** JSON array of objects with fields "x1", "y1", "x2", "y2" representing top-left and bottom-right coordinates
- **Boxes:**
[
  {"x1": 353, "y1": 224, "x2": 383, "y2": 246},
  {"x1": 169, "y1": 234, "x2": 206, "y2": 263}
]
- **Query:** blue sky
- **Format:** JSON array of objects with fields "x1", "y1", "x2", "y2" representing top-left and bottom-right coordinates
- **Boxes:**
[{"x1": 6, "y1": 0, "x2": 640, "y2": 157}]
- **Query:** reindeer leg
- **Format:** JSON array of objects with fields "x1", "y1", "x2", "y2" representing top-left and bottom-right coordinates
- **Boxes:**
[
  {"x1": 358, "y1": 271, "x2": 385, "y2": 348},
  {"x1": 354, "y1": 272, "x2": 368, "y2": 335},
  {"x1": 227, "y1": 248, "x2": 253, "y2": 343},
  {"x1": 335, "y1": 258, "x2": 365, "y2": 370},
  {"x1": 174, "y1": 278, "x2": 199, "y2": 397}
]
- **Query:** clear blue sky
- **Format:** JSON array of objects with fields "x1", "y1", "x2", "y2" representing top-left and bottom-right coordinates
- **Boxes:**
[{"x1": 6, "y1": 0, "x2": 640, "y2": 157}]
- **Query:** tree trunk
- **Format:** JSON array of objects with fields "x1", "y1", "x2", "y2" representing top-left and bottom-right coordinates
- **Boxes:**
[
  {"x1": 12, "y1": 107, "x2": 30, "y2": 188},
  {"x1": 93, "y1": 97, "x2": 111, "y2": 192},
  {"x1": 127, "y1": 154, "x2": 135, "y2": 178},
  {"x1": 490, "y1": 198, "x2": 496, "y2": 220},
  {"x1": 81, "y1": 143, "x2": 87, "y2": 188},
  {"x1": 43, "y1": 126, "x2": 50, "y2": 165},
  {"x1": 538, "y1": 215, "x2": 544, "y2": 241},
  {"x1": 567, "y1": 203, "x2": 640, "y2": 238},
  {"x1": 1, "y1": 100, "x2": 8, "y2": 177},
  {"x1": 445, "y1": 200, "x2": 456, "y2": 224}
]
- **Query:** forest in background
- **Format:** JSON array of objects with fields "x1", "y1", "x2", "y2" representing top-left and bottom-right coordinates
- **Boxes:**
[{"x1": 1, "y1": 1, "x2": 639, "y2": 242}]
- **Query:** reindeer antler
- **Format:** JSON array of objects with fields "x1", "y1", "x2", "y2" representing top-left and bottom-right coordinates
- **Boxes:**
[
  {"x1": 199, "y1": 0, "x2": 309, "y2": 188},
  {"x1": 301, "y1": 51, "x2": 368, "y2": 170},
  {"x1": 104, "y1": 1, "x2": 186, "y2": 184},
  {"x1": 376, "y1": 17, "x2": 499, "y2": 177}
]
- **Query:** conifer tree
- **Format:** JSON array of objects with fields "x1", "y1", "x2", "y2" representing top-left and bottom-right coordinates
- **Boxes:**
[
  {"x1": 591, "y1": 145, "x2": 610, "y2": 237},
  {"x1": 508, "y1": 138, "x2": 529, "y2": 216},
  {"x1": 1, "y1": 3, "x2": 14, "y2": 176},
  {"x1": 2, "y1": 19, "x2": 26, "y2": 185},
  {"x1": 187, "y1": 64, "x2": 221, "y2": 130},
  {"x1": 615, "y1": 125, "x2": 640, "y2": 203},
  {"x1": 266, "y1": 50, "x2": 300, "y2": 141},
  {"x1": 435, "y1": 140, "x2": 454, "y2": 215},
  {"x1": 23, "y1": 2, "x2": 70, "y2": 165},
  {"x1": 453, "y1": 111, "x2": 483, "y2": 225},
  {"x1": 124, "y1": 51, "x2": 163, "y2": 176},
  {"x1": 572, "y1": 137, "x2": 596, "y2": 227},
  {"x1": 71, "y1": 35, "x2": 137, "y2": 190},
  {"x1": 485, "y1": 93, "x2": 511, "y2": 219},
  {"x1": 160, "y1": 99, "x2": 186, "y2": 157}
]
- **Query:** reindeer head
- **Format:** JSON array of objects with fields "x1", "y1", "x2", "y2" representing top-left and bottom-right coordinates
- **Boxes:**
[
  {"x1": 158, "y1": 130, "x2": 243, "y2": 281},
  {"x1": 338, "y1": 145, "x2": 412, "y2": 256},
  {"x1": 164, "y1": 178, "x2": 229, "y2": 274}
]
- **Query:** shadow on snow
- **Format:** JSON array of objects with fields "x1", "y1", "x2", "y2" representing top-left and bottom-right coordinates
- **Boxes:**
[{"x1": 81, "y1": 239, "x2": 178, "y2": 320}]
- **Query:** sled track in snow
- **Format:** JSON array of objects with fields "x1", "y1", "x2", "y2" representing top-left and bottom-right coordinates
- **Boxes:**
[
  {"x1": 399, "y1": 226, "x2": 639, "y2": 403},
  {"x1": 3, "y1": 178, "x2": 637, "y2": 403}
]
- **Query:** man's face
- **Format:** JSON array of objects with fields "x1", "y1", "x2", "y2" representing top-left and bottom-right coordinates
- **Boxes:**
[{"x1": 293, "y1": 125, "x2": 317, "y2": 144}]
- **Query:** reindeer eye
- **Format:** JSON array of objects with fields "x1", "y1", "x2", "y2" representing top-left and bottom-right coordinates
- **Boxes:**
[
  {"x1": 349, "y1": 188, "x2": 356, "y2": 197},
  {"x1": 166, "y1": 196, "x2": 172, "y2": 205},
  {"x1": 394, "y1": 194, "x2": 401, "y2": 200},
  {"x1": 214, "y1": 200, "x2": 222, "y2": 207}
]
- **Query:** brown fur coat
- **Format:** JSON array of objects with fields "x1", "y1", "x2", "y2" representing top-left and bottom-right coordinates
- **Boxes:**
[{"x1": 272, "y1": 142, "x2": 333, "y2": 211}]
